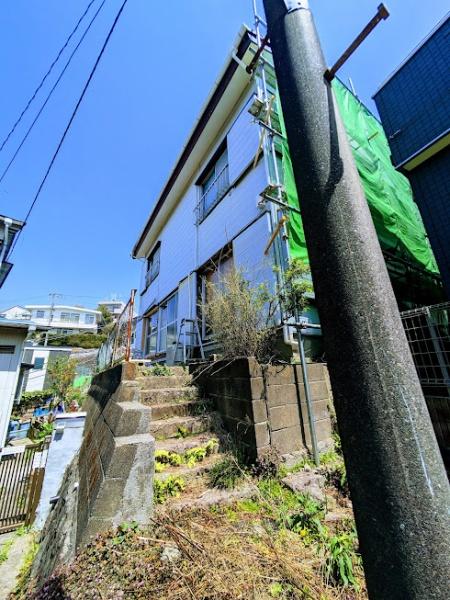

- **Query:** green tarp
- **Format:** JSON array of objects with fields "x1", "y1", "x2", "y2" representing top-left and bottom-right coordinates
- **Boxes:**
[{"x1": 279, "y1": 79, "x2": 439, "y2": 275}]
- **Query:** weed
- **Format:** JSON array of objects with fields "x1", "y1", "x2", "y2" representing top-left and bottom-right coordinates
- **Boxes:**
[
  {"x1": 151, "y1": 364, "x2": 173, "y2": 377},
  {"x1": 176, "y1": 426, "x2": 189, "y2": 439},
  {"x1": 208, "y1": 456, "x2": 245, "y2": 489},
  {"x1": 322, "y1": 528, "x2": 361, "y2": 589},
  {"x1": 154, "y1": 476, "x2": 185, "y2": 504},
  {"x1": 284, "y1": 494, "x2": 326, "y2": 542},
  {"x1": 112, "y1": 522, "x2": 139, "y2": 546},
  {"x1": 0, "y1": 537, "x2": 14, "y2": 564}
]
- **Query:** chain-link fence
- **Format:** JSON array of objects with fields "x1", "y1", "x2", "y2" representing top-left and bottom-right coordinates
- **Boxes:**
[{"x1": 97, "y1": 290, "x2": 136, "y2": 371}]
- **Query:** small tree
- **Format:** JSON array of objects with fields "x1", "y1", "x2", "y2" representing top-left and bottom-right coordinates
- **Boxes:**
[
  {"x1": 98, "y1": 305, "x2": 115, "y2": 334},
  {"x1": 203, "y1": 261, "x2": 312, "y2": 363},
  {"x1": 47, "y1": 356, "x2": 77, "y2": 404}
]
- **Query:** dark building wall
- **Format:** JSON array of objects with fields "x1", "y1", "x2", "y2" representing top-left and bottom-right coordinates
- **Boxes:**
[
  {"x1": 374, "y1": 15, "x2": 450, "y2": 298},
  {"x1": 407, "y1": 147, "x2": 450, "y2": 295},
  {"x1": 374, "y1": 16, "x2": 449, "y2": 167}
]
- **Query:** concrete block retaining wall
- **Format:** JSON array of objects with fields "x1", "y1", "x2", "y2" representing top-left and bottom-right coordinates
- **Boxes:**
[
  {"x1": 194, "y1": 358, "x2": 333, "y2": 460},
  {"x1": 77, "y1": 362, "x2": 155, "y2": 545}
]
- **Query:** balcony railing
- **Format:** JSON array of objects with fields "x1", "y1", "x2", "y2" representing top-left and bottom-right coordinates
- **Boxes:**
[{"x1": 196, "y1": 164, "x2": 229, "y2": 223}]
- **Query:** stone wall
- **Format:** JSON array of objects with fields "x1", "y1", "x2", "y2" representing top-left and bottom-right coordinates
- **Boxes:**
[
  {"x1": 194, "y1": 358, "x2": 333, "y2": 460},
  {"x1": 76, "y1": 362, "x2": 155, "y2": 545}
]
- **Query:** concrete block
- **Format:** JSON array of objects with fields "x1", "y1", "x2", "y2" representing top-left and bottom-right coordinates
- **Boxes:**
[
  {"x1": 251, "y1": 400, "x2": 268, "y2": 424},
  {"x1": 269, "y1": 404, "x2": 301, "y2": 431},
  {"x1": 250, "y1": 377, "x2": 265, "y2": 400},
  {"x1": 298, "y1": 380, "x2": 329, "y2": 402},
  {"x1": 271, "y1": 426, "x2": 304, "y2": 454},
  {"x1": 294, "y1": 363, "x2": 327, "y2": 383},
  {"x1": 102, "y1": 437, "x2": 139, "y2": 479},
  {"x1": 266, "y1": 384, "x2": 299, "y2": 407},
  {"x1": 90, "y1": 478, "x2": 126, "y2": 518},
  {"x1": 103, "y1": 401, "x2": 152, "y2": 437},
  {"x1": 264, "y1": 364, "x2": 295, "y2": 385}
]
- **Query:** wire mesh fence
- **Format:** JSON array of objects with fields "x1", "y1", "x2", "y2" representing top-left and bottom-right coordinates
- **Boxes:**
[
  {"x1": 97, "y1": 289, "x2": 136, "y2": 371},
  {"x1": 401, "y1": 301, "x2": 450, "y2": 465},
  {"x1": 400, "y1": 301, "x2": 450, "y2": 387}
]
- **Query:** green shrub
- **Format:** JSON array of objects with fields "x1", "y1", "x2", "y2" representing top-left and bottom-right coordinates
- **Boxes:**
[
  {"x1": 153, "y1": 476, "x2": 185, "y2": 504},
  {"x1": 208, "y1": 456, "x2": 245, "y2": 489},
  {"x1": 150, "y1": 364, "x2": 173, "y2": 377},
  {"x1": 322, "y1": 528, "x2": 361, "y2": 589}
]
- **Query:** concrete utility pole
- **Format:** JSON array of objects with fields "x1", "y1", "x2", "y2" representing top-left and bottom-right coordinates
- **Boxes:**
[{"x1": 262, "y1": 1, "x2": 450, "y2": 598}]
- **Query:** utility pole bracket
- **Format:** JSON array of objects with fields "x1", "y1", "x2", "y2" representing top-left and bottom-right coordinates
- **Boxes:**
[{"x1": 283, "y1": 0, "x2": 309, "y2": 12}]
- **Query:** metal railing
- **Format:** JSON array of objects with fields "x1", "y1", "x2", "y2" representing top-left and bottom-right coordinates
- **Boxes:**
[
  {"x1": 0, "y1": 441, "x2": 48, "y2": 533},
  {"x1": 97, "y1": 289, "x2": 136, "y2": 371},
  {"x1": 401, "y1": 301, "x2": 450, "y2": 387},
  {"x1": 195, "y1": 164, "x2": 229, "y2": 223}
]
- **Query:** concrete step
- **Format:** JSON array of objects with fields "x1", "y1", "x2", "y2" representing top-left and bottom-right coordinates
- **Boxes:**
[
  {"x1": 137, "y1": 366, "x2": 188, "y2": 377},
  {"x1": 154, "y1": 454, "x2": 221, "y2": 484},
  {"x1": 155, "y1": 433, "x2": 220, "y2": 454},
  {"x1": 150, "y1": 414, "x2": 216, "y2": 440},
  {"x1": 150, "y1": 400, "x2": 210, "y2": 421},
  {"x1": 137, "y1": 374, "x2": 192, "y2": 390},
  {"x1": 140, "y1": 387, "x2": 199, "y2": 406}
]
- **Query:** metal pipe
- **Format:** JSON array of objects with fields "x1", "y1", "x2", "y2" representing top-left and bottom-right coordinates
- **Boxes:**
[
  {"x1": 295, "y1": 316, "x2": 319, "y2": 465},
  {"x1": 263, "y1": 1, "x2": 450, "y2": 598},
  {"x1": 324, "y1": 3, "x2": 389, "y2": 81}
]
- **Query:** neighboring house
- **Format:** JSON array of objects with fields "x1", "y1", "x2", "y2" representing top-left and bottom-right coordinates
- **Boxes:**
[
  {"x1": 20, "y1": 345, "x2": 73, "y2": 393},
  {"x1": 24, "y1": 304, "x2": 101, "y2": 335},
  {"x1": 0, "y1": 319, "x2": 36, "y2": 446},
  {"x1": 0, "y1": 214, "x2": 24, "y2": 289},
  {"x1": 0, "y1": 305, "x2": 32, "y2": 320},
  {"x1": 131, "y1": 26, "x2": 441, "y2": 365},
  {"x1": 97, "y1": 299, "x2": 126, "y2": 322},
  {"x1": 374, "y1": 14, "x2": 450, "y2": 297}
]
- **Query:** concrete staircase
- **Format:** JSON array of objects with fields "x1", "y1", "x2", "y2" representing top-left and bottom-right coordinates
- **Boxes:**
[{"x1": 136, "y1": 367, "x2": 223, "y2": 486}]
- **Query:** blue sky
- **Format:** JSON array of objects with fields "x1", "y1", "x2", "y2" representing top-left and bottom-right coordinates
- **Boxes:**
[{"x1": 0, "y1": 0, "x2": 447, "y2": 309}]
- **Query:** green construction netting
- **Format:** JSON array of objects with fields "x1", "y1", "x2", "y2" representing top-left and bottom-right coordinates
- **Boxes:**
[{"x1": 279, "y1": 79, "x2": 439, "y2": 275}]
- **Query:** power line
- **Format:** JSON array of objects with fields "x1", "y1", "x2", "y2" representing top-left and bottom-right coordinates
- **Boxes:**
[
  {"x1": 0, "y1": 0, "x2": 98, "y2": 154},
  {"x1": 0, "y1": 0, "x2": 107, "y2": 185},
  {"x1": 7, "y1": 0, "x2": 130, "y2": 260}
]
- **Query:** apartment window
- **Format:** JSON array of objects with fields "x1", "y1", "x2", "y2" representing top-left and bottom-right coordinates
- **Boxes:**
[
  {"x1": 60, "y1": 312, "x2": 80, "y2": 323},
  {"x1": 85, "y1": 314, "x2": 95, "y2": 324},
  {"x1": 199, "y1": 145, "x2": 229, "y2": 220},
  {"x1": 144, "y1": 311, "x2": 159, "y2": 356},
  {"x1": 198, "y1": 248, "x2": 233, "y2": 339},
  {"x1": 35, "y1": 310, "x2": 45, "y2": 319},
  {"x1": 158, "y1": 293, "x2": 178, "y2": 354},
  {"x1": 0, "y1": 345, "x2": 15, "y2": 354},
  {"x1": 33, "y1": 357, "x2": 45, "y2": 369},
  {"x1": 145, "y1": 243, "x2": 161, "y2": 289}
]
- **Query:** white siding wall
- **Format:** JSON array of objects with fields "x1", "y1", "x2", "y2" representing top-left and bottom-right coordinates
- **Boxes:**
[
  {"x1": 136, "y1": 89, "x2": 277, "y2": 357},
  {"x1": 0, "y1": 328, "x2": 27, "y2": 446}
]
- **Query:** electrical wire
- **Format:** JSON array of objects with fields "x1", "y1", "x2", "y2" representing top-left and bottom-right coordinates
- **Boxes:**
[
  {"x1": 0, "y1": 0, "x2": 98, "y2": 154},
  {"x1": 0, "y1": 0, "x2": 108, "y2": 185},
  {"x1": 7, "y1": 0, "x2": 130, "y2": 261}
]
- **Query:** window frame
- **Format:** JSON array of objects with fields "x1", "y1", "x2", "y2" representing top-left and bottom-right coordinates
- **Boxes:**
[
  {"x1": 197, "y1": 141, "x2": 230, "y2": 222},
  {"x1": 144, "y1": 243, "x2": 161, "y2": 290}
]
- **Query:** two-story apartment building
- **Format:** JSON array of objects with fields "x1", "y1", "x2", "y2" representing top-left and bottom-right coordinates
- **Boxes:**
[
  {"x1": 0, "y1": 304, "x2": 102, "y2": 335},
  {"x1": 25, "y1": 305, "x2": 101, "y2": 335},
  {"x1": 132, "y1": 26, "x2": 441, "y2": 365}
]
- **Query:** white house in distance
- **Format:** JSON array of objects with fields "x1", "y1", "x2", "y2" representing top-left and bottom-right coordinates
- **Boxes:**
[
  {"x1": 131, "y1": 26, "x2": 318, "y2": 364},
  {"x1": 97, "y1": 299, "x2": 126, "y2": 321},
  {"x1": 0, "y1": 304, "x2": 102, "y2": 335},
  {"x1": 0, "y1": 318, "x2": 36, "y2": 446},
  {"x1": 20, "y1": 345, "x2": 73, "y2": 393}
]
